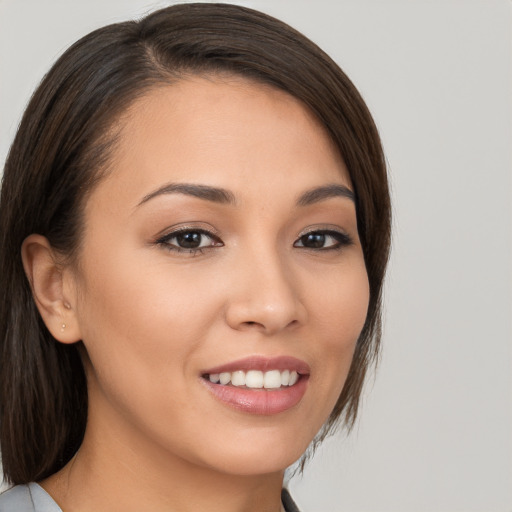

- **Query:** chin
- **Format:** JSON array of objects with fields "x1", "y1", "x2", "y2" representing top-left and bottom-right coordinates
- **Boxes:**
[
  {"x1": 211, "y1": 452, "x2": 302, "y2": 477},
  {"x1": 195, "y1": 427, "x2": 314, "y2": 477}
]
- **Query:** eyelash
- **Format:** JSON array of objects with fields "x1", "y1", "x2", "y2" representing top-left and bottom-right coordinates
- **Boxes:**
[
  {"x1": 156, "y1": 228, "x2": 353, "y2": 255},
  {"x1": 156, "y1": 228, "x2": 222, "y2": 256},
  {"x1": 293, "y1": 230, "x2": 353, "y2": 251}
]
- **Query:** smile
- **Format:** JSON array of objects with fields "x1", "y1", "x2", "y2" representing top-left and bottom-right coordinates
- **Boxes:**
[
  {"x1": 201, "y1": 356, "x2": 310, "y2": 415},
  {"x1": 206, "y1": 369, "x2": 299, "y2": 389}
]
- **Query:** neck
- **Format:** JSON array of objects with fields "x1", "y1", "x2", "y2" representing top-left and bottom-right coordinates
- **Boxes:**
[{"x1": 40, "y1": 394, "x2": 285, "y2": 512}]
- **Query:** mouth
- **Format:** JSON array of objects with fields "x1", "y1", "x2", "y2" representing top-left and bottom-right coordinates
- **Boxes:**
[
  {"x1": 203, "y1": 369, "x2": 300, "y2": 389},
  {"x1": 200, "y1": 356, "x2": 310, "y2": 415}
]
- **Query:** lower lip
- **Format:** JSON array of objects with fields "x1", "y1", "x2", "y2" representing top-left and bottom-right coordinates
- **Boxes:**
[{"x1": 201, "y1": 376, "x2": 309, "y2": 415}]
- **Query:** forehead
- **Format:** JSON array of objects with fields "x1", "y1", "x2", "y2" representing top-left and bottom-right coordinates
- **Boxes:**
[{"x1": 91, "y1": 76, "x2": 351, "y2": 211}]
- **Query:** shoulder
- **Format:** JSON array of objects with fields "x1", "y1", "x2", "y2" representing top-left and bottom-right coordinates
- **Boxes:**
[
  {"x1": 0, "y1": 483, "x2": 61, "y2": 512},
  {"x1": 0, "y1": 484, "x2": 297, "y2": 512},
  {"x1": 0, "y1": 484, "x2": 34, "y2": 512}
]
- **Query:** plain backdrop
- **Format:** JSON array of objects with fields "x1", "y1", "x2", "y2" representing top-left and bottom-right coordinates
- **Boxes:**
[{"x1": 1, "y1": 1, "x2": 511, "y2": 511}]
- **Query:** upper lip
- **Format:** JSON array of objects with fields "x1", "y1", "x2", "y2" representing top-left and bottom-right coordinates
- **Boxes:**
[{"x1": 202, "y1": 355, "x2": 310, "y2": 375}]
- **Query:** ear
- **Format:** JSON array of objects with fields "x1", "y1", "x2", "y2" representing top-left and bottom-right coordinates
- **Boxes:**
[{"x1": 21, "y1": 234, "x2": 82, "y2": 344}]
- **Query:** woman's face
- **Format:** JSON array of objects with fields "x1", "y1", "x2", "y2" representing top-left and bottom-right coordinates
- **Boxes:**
[{"x1": 68, "y1": 76, "x2": 369, "y2": 475}]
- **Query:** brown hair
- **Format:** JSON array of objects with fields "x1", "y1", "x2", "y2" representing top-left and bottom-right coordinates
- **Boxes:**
[{"x1": 0, "y1": 3, "x2": 390, "y2": 484}]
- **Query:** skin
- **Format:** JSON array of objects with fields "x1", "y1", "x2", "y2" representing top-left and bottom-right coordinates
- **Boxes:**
[{"x1": 23, "y1": 76, "x2": 369, "y2": 512}]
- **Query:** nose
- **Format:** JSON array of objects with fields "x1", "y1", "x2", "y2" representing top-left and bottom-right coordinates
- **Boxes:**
[{"x1": 224, "y1": 249, "x2": 307, "y2": 335}]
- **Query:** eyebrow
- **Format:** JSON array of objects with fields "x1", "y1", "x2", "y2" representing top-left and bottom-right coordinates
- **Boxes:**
[
  {"x1": 296, "y1": 184, "x2": 355, "y2": 206},
  {"x1": 137, "y1": 183, "x2": 237, "y2": 207},
  {"x1": 137, "y1": 182, "x2": 355, "y2": 208}
]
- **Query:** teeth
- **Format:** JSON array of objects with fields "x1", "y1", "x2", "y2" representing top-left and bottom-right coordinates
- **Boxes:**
[
  {"x1": 231, "y1": 371, "x2": 245, "y2": 386},
  {"x1": 219, "y1": 372, "x2": 231, "y2": 385},
  {"x1": 207, "y1": 369, "x2": 301, "y2": 388},
  {"x1": 245, "y1": 370, "x2": 263, "y2": 388},
  {"x1": 263, "y1": 369, "x2": 281, "y2": 389}
]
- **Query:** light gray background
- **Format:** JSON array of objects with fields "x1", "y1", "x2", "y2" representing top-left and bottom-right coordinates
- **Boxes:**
[{"x1": 1, "y1": 1, "x2": 511, "y2": 511}]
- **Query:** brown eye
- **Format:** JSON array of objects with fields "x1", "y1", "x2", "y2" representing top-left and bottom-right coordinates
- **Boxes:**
[
  {"x1": 175, "y1": 231, "x2": 204, "y2": 249},
  {"x1": 299, "y1": 233, "x2": 326, "y2": 248},
  {"x1": 294, "y1": 230, "x2": 352, "y2": 250},
  {"x1": 157, "y1": 229, "x2": 223, "y2": 253}
]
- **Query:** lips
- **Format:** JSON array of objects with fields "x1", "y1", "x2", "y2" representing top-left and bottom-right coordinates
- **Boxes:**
[
  {"x1": 201, "y1": 356, "x2": 310, "y2": 415},
  {"x1": 202, "y1": 355, "x2": 310, "y2": 374}
]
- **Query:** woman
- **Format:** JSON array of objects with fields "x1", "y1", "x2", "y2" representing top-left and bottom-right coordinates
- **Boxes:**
[{"x1": 0, "y1": 3, "x2": 390, "y2": 511}]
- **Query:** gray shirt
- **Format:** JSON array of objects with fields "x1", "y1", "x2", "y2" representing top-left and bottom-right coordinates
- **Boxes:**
[
  {"x1": 0, "y1": 483, "x2": 300, "y2": 511},
  {"x1": 0, "y1": 483, "x2": 61, "y2": 512}
]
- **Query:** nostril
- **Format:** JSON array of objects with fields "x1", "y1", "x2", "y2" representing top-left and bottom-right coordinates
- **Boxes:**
[{"x1": 241, "y1": 321, "x2": 267, "y2": 330}]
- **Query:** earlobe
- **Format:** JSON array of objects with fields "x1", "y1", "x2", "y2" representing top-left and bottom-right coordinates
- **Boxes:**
[{"x1": 21, "y1": 234, "x2": 81, "y2": 344}]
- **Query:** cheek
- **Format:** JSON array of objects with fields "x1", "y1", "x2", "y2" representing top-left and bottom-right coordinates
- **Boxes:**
[
  {"x1": 74, "y1": 253, "x2": 219, "y2": 402},
  {"x1": 310, "y1": 258, "x2": 370, "y2": 347},
  {"x1": 73, "y1": 257, "x2": 226, "y2": 454},
  {"x1": 306, "y1": 259, "x2": 369, "y2": 405}
]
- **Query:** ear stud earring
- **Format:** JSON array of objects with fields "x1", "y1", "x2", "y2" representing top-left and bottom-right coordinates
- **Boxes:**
[{"x1": 60, "y1": 323, "x2": 66, "y2": 333}]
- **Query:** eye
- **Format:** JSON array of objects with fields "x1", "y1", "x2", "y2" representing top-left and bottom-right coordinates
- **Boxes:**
[
  {"x1": 157, "y1": 228, "x2": 223, "y2": 254},
  {"x1": 294, "y1": 230, "x2": 352, "y2": 250}
]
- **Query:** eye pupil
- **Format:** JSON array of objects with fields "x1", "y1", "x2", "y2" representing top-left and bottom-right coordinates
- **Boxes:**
[
  {"x1": 301, "y1": 233, "x2": 325, "y2": 248},
  {"x1": 177, "y1": 232, "x2": 202, "y2": 248}
]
